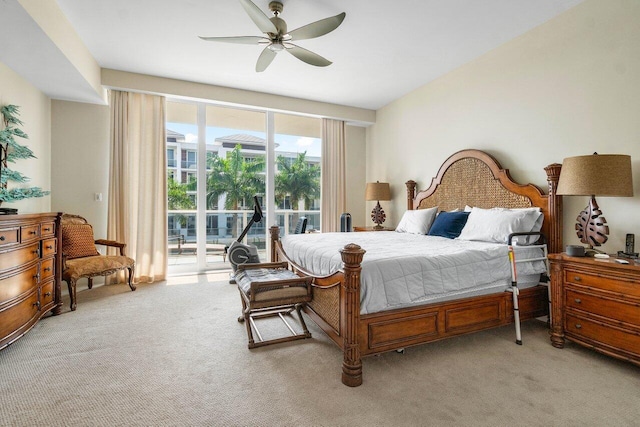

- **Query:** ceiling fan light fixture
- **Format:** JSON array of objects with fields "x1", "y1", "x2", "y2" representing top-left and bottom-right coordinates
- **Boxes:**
[{"x1": 268, "y1": 42, "x2": 285, "y2": 52}]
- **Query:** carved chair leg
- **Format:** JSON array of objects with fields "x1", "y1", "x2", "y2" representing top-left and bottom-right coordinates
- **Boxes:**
[
  {"x1": 127, "y1": 267, "x2": 136, "y2": 291},
  {"x1": 87, "y1": 277, "x2": 93, "y2": 290},
  {"x1": 68, "y1": 279, "x2": 77, "y2": 311}
]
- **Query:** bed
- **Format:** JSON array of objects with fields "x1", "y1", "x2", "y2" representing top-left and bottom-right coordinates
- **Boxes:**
[{"x1": 268, "y1": 149, "x2": 563, "y2": 386}]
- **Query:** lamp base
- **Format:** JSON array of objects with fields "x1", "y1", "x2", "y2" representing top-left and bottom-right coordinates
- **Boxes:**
[
  {"x1": 575, "y1": 196, "x2": 609, "y2": 247},
  {"x1": 370, "y1": 201, "x2": 386, "y2": 230}
]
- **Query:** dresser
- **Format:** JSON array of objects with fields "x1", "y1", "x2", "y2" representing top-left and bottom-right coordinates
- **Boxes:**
[
  {"x1": 0, "y1": 212, "x2": 62, "y2": 350},
  {"x1": 549, "y1": 253, "x2": 640, "y2": 366}
]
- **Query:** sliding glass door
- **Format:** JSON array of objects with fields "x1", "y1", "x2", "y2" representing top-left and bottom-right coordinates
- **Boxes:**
[{"x1": 166, "y1": 101, "x2": 320, "y2": 274}]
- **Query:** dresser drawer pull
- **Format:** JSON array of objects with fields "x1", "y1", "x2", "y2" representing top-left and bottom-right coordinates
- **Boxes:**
[
  {"x1": 44, "y1": 267, "x2": 52, "y2": 272},
  {"x1": 32, "y1": 301, "x2": 41, "y2": 309},
  {"x1": 574, "y1": 298, "x2": 581, "y2": 304},
  {"x1": 0, "y1": 236, "x2": 4, "y2": 241},
  {"x1": 575, "y1": 324, "x2": 582, "y2": 329},
  {"x1": 46, "y1": 245, "x2": 53, "y2": 250},
  {"x1": 44, "y1": 292, "x2": 51, "y2": 297},
  {"x1": 573, "y1": 276, "x2": 581, "y2": 282},
  {"x1": 32, "y1": 249, "x2": 40, "y2": 256},
  {"x1": 43, "y1": 227, "x2": 51, "y2": 232},
  {"x1": 29, "y1": 230, "x2": 37, "y2": 235}
]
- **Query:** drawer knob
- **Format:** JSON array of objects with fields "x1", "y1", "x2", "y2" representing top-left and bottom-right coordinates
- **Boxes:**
[
  {"x1": 575, "y1": 324, "x2": 582, "y2": 329},
  {"x1": 46, "y1": 245, "x2": 53, "y2": 250},
  {"x1": 29, "y1": 230, "x2": 37, "y2": 235},
  {"x1": 573, "y1": 276, "x2": 581, "y2": 282},
  {"x1": 0, "y1": 236, "x2": 4, "y2": 241},
  {"x1": 44, "y1": 292, "x2": 51, "y2": 297},
  {"x1": 574, "y1": 298, "x2": 582, "y2": 304},
  {"x1": 32, "y1": 301, "x2": 41, "y2": 309},
  {"x1": 44, "y1": 267, "x2": 52, "y2": 272},
  {"x1": 44, "y1": 227, "x2": 51, "y2": 232}
]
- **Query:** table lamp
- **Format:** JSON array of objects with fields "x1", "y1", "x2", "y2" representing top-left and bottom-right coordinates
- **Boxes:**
[
  {"x1": 557, "y1": 153, "x2": 633, "y2": 248},
  {"x1": 365, "y1": 181, "x2": 391, "y2": 230}
]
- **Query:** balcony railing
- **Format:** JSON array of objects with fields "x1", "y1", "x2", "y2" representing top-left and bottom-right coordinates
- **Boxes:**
[{"x1": 168, "y1": 209, "x2": 320, "y2": 260}]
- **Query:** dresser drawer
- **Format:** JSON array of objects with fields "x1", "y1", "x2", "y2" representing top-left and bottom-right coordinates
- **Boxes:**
[
  {"x1": 41, "y1": 222, "x2": 56, "y2": 238},
  {"x1": 40, "y1": 258, "x2": 55, "y2": 282},
  {"x1": 566, "y1": 313, "x2": 640, "y2": 356},
  {"x1": 0, "y1": 228, "x2": 19, "y2": 247},
  {"x1": 40, "y1": 279, "x2": 55, "y2": 309},
  {"x1": 564, "y1": 269, "x2": 640, "y2": 298},
  {"x1": 41, "y1": 238, "x2": 57, "y2": 258},
  {"x1": 20, "y1": 224, "x2": 41, "y2": 242},
  {"x1": 0, "y1": 264, "x2": 39, "y2": 303},
  {"x1": 0, "y1": 243, "x2": 40, "y2": 272},
  {"x1": 566, "y1": 288, "x2": 640, "y2": 327},
  {"x1": 0, "y1": 290, "x2": 39, "y2": 342}
]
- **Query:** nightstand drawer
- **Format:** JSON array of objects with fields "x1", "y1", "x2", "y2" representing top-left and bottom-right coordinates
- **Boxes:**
[
  {"x1": 565, "y1": 269, "x2": 640, "y2": 298},
  {"x1": 566, "y1": 313, "x2": 640, "y2": 356},
  {"x1": 566, "y1": 288, "x2": 640, "y2": 327}
]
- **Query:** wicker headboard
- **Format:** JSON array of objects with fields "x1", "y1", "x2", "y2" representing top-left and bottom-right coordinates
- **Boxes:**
[{"x1": 405, "y1": 149, "x2": 563, "y2": 253}]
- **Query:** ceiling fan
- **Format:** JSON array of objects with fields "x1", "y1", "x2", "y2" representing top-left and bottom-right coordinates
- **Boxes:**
[{"x1": 199, "y1": 0, "x2": 346, "y2": 72}]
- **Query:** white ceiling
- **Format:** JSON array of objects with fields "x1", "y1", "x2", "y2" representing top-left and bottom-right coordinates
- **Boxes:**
[{"x1": 11, "y1": 0, "x2": 585, "y2": 110}]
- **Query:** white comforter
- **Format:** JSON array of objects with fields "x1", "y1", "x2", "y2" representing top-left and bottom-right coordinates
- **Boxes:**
[{"x1": 281, "y1": 231, "x2": 547, "y2": 314}]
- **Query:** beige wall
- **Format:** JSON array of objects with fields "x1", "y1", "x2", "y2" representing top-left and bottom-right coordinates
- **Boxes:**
[
  {"x1": 0, "y1": 62, "x2": 51, "y2": 214},
  {"x1": 367, "y1": 0, "x2": 640, "y2": 253},
  {"x1": 51, "y1": 100, "x2": 110, "y2": 237}
]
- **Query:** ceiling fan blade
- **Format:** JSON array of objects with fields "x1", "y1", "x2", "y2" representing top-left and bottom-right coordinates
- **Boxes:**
[
  {"x1": 285, "y1": 44, "x2": 332, "y2": 67},
  {"x1": 256, "y1": 46, "x2": 277, "y2": 72},
  {"x1": 239, "y1": 0, "x2": 278, "y2": 34},
  {"x1": 198, "y1": 36, "x2": 268, "y2": 45},
  {"x1": 288, "y1": 12, "x2": 346, "y2": 41}
]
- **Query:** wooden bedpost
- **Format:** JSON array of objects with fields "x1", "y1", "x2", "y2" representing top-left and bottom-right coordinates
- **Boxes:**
[
  {"x1": 405, "y1": 180, "x2": 417, "y2": 211},
  {"x1": 544, "y1": 163, "x2": 563, "y2": 254},
  {"x1": 269, "y1": 226, "x2": 280, "y2": 262},
  {"x1": 340, "y1": 243, "x2": 366, "y2": 387},
  {"x1": 549, "y1": 259, "x2": 565, "y2": 348}
]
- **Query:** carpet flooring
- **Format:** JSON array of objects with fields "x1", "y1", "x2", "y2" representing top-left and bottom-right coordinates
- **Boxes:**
[{"x1": 1, "y1": 274, "x2": 638, "y2": 426}]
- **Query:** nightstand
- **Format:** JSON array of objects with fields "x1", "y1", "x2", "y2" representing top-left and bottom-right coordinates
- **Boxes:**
[
  {"x1": 353, "y1": 226, "x2": 394, "y2": 232},
  {"x1": 548, "y1": 253, "x2": 640, "y2": 367}
]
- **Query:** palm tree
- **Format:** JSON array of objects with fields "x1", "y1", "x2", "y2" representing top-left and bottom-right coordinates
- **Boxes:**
[
  {"x1": 205, "y1": 144, "x2": 265, "y2": 237},
  {"x1": 275, "y1": 151, "x2": 320, "y2": 228}
]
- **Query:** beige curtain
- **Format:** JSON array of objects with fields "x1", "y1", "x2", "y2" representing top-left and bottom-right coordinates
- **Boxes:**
[
  {"x1": 108, "y1": 90, "x2": 167, "y2": 283},
  {"x1": 321, "y1": 119, "x2": 346, "y2": 232}
]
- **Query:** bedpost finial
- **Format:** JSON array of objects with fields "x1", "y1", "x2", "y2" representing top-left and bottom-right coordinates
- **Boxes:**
[
  {"x1": 340, "y1": 244, "x2": 365, "y2": 267},
  {"x1": 269, "y1": 225, "x2": 280, "y2": 240}
]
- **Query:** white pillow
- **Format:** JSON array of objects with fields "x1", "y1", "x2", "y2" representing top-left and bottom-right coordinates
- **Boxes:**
[
  {"x1": 395, "y1": 207, "x2": 438, "y2": 234},
  {"x1": 464, "y1": 206, "x2": 543, "y2": 232},
  {"x1": 457, "y1": 207, "x2": 542, "y2": 244}
]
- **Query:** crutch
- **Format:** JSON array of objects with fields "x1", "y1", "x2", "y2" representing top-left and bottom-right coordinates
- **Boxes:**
[{"x1": 507, "y1": 232, "x2": 548, "y2": 345}]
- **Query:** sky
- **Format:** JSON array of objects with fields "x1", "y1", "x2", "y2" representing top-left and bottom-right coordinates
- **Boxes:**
[{"x1": 167, "y1": 123, "x2": 321, "y2": 157}]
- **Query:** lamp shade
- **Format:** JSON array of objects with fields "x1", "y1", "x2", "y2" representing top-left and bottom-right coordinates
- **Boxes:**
[
  {"x1": 557, "y1": 154, "x2": 633, "y2": 197},
  {"x1": 365, "y1": 181, "x2": 391, "y2": 201}
]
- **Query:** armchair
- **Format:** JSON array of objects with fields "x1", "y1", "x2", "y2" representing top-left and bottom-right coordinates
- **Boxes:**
[{"x1": 61, "y1": 214, "x2": 135, "y2": 311}]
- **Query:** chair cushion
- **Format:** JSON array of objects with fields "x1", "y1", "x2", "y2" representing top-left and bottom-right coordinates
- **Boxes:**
[
  {"x1": 63, "y1": 255, "x2": 135, "y2": 281},
  {"x1": 62, "y1": 224, "x2": 99, "y2": 259}
]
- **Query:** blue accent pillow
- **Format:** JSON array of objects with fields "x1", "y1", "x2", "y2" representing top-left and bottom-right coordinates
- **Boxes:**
[{"x1": 427, "y1": 211, "x2": 471, "y2": 239}]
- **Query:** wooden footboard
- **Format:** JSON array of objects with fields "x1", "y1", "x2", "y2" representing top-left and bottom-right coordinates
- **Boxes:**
[
  {"x1": 268, "y1": 150, "x2": 562, "y2": 387},
  {"x1": 270, "y1": 226, "x2": 549, "y2": 387}
]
